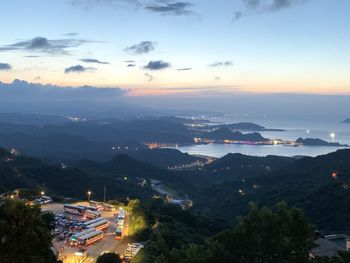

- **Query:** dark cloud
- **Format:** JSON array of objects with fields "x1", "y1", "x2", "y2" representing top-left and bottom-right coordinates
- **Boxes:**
[
  {"x1": 125, "y1": 41, "x2": 155, "y2": 54},
  {"x1": 0, "y1": 63, "x2": 12, "y2": 71},
  {"x1": 145, "y1": 1, "x2": 194, "y2": 16},
  {"x1": 244, "y1": 0, "x2": 260, "y2": 9},
  {"x1": 209, "y1": 61, "x2": 233, "y2": 67},
  {"x1": 127, "y1": 64, "x2": 136, "y2": 67},
  {"x1": 0, "y1": 79, "x2": 128, "y2": 102},
  {"x1": 237, "y1": 0, "x2": 306, "y2": 18},
  {"x1": 143, "y1": 60, "x2": 171, "y2": 70},
  {"x1": 124, "y1": 60, "x2": 136, "y2": 63},
  {"x1": 64, "y1": 65, "x2": 96, "y2": 74},
  {"x1": 63, "y1": 32, "x2": 79, "y2": 37},
  {"x1": 0, "y1": 36, "x2": 98, "y2": 55},
  {"x1": 70, "y1": 0, "x2": 195, "y2": 16},
  {"x1": 79, "y1": 58, "x2": 109, "y2": 64},
  {"x1": 145, "y1": 73, "x2": 154, "y2": 81},
  {"x1": 233, "y1": 11, "x2": 243, "y2": 21},
  {"x1": 23, "y1": 55, "x2": 41, "y2": 58},
  {"x1": 177, "y1": 67, "x2": 192, "y2": 71}
]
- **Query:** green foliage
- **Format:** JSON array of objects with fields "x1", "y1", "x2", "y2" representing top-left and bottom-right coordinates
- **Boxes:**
[
  {"x1": 0, "y1": 200, "x2": 56, "y2": 263},
  {"x1": 96, "y1": 252, "x2": 121, "y2": 263},
  {"x1": 169, "y1": 203, "x2": 315, "y2": 263},
  {"x1": 127, "y1": 199, "x2": 149, "y2": 240}
]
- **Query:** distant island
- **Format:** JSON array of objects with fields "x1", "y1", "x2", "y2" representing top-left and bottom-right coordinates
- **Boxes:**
[
  {"x1": 212, "y1": 122, "x2": 285, "y2": 132},
  {"x1": 205, "y1": 127, "x2": 269, "y2": 142},
  {"x1": 296, "y1": 137, "x2": 349, "y2": 147}
]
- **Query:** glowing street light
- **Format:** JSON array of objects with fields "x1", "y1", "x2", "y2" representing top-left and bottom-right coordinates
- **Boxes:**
[
  {"x1": 41, "y1": 191, "x2": 45, "y2": 196},
  {"x1": 87, "y1": 191, "x2": 92, "y2": 202}
]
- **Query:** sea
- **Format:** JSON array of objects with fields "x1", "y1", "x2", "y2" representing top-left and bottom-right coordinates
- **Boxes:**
[{"x1": 175, "y1": 115, "x2": 350, "y2": 158}]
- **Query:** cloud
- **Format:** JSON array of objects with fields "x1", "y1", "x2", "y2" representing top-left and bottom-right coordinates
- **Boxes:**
[
  {"x1": 125, "y1": 41, "x2": 155, "y2": 54},
  {"x1": 79, "y1": 58, "x2": 109, "y2": 64},
  {"x1": 177, "y1": 67, "x2": 192, "y2": 71},
  {"x1": 63, "y1": 32, "x2": 79, "y2": 37},
  {"x1": 0, "y1": 79, "x2": 128, "y2": 102},
  {"x1": 23, "y1": 55, "x2": 41, "y2": 58},
  {"x1": 214, "y1": 76, "x2": 221, "y2": 80},
  {"x1": 127, "y1": 64, "x2": 136, "y2": 67},
  {"x1": 145, "y1": 1, "x2": 194, "y2": 16},
  {"x1": 0, "y1": 36, "x2": 97, "y2": 55},
  {"x1": 124, "y1": 60, "x2": 136, "y2": 63},
  {"x1": 235, "y1": 0, "x2": 307, "y2": 20},
  {"x1": 64, "y1": 65, "x2": 96, "y2": 73},
  {"x1": 70, "y1": 0, "x2": 195, "y2": 16},
  {"x1": 145, "y1": 73, "x2": 154, "y2": 81},
  {"x1": 233, "y1": 11, "x2": 243, "y2": 21},
  {"x1": 209, "y1": 61, "x2": 234, "y2": 67},
  {"x1": 0, "y1": 63, "x2": 12, "y2": 71},
  {"x1": 143, "y1": 60, "x2": 171, "y2": 70}
]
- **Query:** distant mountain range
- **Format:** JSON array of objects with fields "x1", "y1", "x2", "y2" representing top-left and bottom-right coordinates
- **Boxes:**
[
  {"x1": 189, "y1": 149, "x2": 350, "y2": 232},
  {"x1": 2, "y1": 144, "x2": 350, "y2": 232}
]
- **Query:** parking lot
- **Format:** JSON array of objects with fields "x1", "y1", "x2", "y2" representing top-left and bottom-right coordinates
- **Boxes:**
[{"x1": 42, "y1": 202, "x2": 130, "y2": 263}]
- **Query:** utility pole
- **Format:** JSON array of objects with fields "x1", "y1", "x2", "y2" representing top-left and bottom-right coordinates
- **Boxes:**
[{"x1": 103, "y1": 186, "x2": 106, "y2": 203}]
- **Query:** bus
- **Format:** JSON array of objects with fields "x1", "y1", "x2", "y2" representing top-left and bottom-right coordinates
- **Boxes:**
[
  {"x1": 69, "y1": 229, "x2": 96, "y2": 246},
  {"x1": 89, "y1": 200, "x2": 102, "y2": 209},
  {"x1": 64, "y1": 204, "x2": 85, "y2": 215},
  {"x1": 77, "y1": 230, "x2": 103, "y2": 247},
  {"x1": 102, "y1": 203, "x2": 115, "y2": 211},
  {"x1": 85, "y1": 210, "x2": 101, "y2": 220},
  {"x1": 118, "y1": 208, "x2": 125, "y2": 220},
  {"x1": 83, "y1": 217, "x2": 104, "y2": 228},
  {"x1": 88, "y1": 219, "x2": 109, "y2": 231},
  {"x1": 115, "y1": 227, "x2": 123, "y2": 239},
  {"x1": 81, "y1": 205, "x2": 99, "y2": 212},
  {"x1": 117, "y1": 218, "x2": 124, "y2": 228}
]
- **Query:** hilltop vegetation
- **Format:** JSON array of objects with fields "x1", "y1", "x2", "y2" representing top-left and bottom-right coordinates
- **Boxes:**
[{"x1": 0, "y1": 200, "x2": 56, "y2": 263}]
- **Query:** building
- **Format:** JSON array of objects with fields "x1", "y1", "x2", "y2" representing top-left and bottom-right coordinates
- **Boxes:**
[{"x1": 311, "y1": 234, "x2": 350, "y2": 258}]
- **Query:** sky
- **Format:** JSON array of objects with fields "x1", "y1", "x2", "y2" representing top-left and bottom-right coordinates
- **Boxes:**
[{"x1": 0, "y1": 0, "x2": 350, "y2": 96}]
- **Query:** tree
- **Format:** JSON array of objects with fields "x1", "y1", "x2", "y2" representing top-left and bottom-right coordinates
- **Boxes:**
[
  {"x1": 182, "y1": 202, "x2": 315, "y2": 263},
  {"x1": 96, "y1": 252, "x2": 122, "y2": 263},
  {"x1": 0, "y1": 199, "x2": 56, "y2": 263}
]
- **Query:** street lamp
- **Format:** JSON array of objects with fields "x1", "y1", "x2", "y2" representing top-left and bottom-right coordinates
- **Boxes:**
[
  {"x1": 41, "y1": 191, "x2": 45, "y2": 196},
  {"x1": 87, "y1": 191, "x2": 92, "y2": 202}
]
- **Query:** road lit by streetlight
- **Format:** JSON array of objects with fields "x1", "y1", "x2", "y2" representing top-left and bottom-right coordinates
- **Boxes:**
[{"x1": 87, "y1": 191, "x2": 92, "y2": 202}]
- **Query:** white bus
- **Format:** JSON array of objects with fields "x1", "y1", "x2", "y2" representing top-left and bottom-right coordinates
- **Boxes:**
[
  {"x1": 88, "y1": 219, "x2": 109, "y2": 231},
  {"x1": 77, "y1": 230, "x2": 103, "y2": 247},
  {"x1": 64, "y1": 204, "x2": 85, "y2": 215},
  {"x1": 118, "y1": 208, "x2": 125, "y2": 220},
  {"x1": 83, "y1": 217, "x2": 104, "y2": 228},
  {"x1": 81, "y1": 205, "x2": 99, "y2": 212},
  {"x1": 117, "y1": 218, "x2": 124, "y2": 228},
  {"x1": 85, "y1": 210, "x2": 101, "y2": 219},
  {"x1": 69, "y1": 229, "x2": 96, "y2": 246}
]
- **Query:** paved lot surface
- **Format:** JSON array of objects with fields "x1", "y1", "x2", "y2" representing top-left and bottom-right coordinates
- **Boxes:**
[{"x1": 43, "y1": 202, "x2": 129, "y2": 263}]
